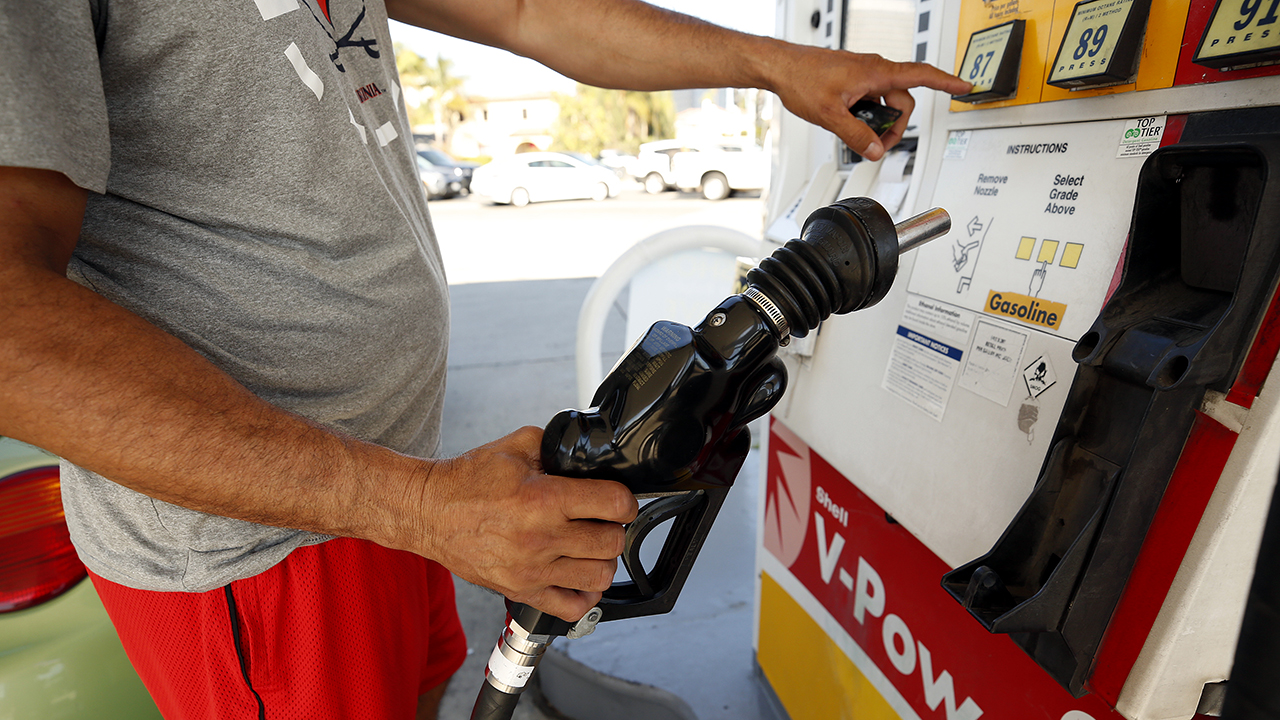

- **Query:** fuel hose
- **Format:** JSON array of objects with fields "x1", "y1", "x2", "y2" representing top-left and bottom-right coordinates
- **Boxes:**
[{"x1": 470, "y1": 681, "x2": 521, "y2": 720}]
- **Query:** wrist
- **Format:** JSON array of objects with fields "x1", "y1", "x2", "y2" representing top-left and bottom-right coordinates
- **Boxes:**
[
  {"x1": 738, "y1": 34, "x2": 787, "y2": 95},
  {"x1": 336, "y1": 437, "x2": 439, "y2": 553}
]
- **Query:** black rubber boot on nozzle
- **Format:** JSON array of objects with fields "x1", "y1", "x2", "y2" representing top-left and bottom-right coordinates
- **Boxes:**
[{"x1": 747, "y1": 196, "x2": 900, "y2": 338}]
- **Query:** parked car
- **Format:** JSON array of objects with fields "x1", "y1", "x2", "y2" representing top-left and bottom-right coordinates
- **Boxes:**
[
  {"x1": 564, "y1": 152, "x2": 628, "y2": 180},
  {"x1": 416, "y1": 148, "x2": 478, "y2": 196},
  {"x1": 0, "y1": 437, "x2": 161, "y2": 719},
  {"x1": 471, "y1": 152, "x2": 621, "y2": 207},
  {"x1": 670, "y1": 143, "x2": 769, "y2": 200},
  {"x1": 634, "y1": 140, "x2": 697, "y2": 194},
  {"x1": 416, "y1": 155, "x2": 451, "y2": 199},
  {"x1": 596, "y1": 149, "x2": 638, "y2": 179}
]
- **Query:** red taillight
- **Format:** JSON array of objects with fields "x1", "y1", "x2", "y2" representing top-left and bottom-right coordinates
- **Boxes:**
[{"x1": 0, "y1": 466, "x2": 86, "y2": 612}]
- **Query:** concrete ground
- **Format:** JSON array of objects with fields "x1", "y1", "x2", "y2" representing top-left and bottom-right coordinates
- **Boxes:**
[{"x1": 435, "y1": 276, "x2": 626, "y2": 720}]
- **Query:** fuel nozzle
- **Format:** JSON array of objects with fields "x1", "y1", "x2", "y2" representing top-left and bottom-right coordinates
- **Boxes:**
[
  {"x1": 745, "y1": 198, "x2": 951, "y2": 340},
  {"x1": 471, "y1": 198, "x2": 951, "y2": 720}
]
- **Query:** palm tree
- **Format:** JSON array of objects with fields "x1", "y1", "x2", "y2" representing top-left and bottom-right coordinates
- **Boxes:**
[
  {"x1": 552, "y1": 85, "x2": 675, "y2": 156},
  {"x1": 426, "y1": 55, "x2": 469, "y2": 145},
  {"x1": 394, "y1": 44, "x2": 469, "y2": 143}
]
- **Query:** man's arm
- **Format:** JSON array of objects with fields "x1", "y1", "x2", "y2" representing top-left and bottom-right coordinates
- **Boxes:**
[
  {"x1": 385, "y1": 0, "x2": 971, "y2": 160},
  {"x1": 0, "y1": 166, "x2": 636, "y2": 621}
]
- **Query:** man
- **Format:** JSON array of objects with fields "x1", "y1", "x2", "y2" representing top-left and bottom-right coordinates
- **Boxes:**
[{"x1": 0, "y1": 0, "x2": 968, "y2": 717}]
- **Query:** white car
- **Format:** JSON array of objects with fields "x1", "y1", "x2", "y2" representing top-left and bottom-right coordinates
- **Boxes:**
[
  {"x1": 471, "y1": 152, "x2": 621, "y2": 207},
  {"x1": 634, "y1": 140, "x2": 696, "y2": 194},
  {"x1": 670, "y1": 144, "x2": 769, "y2": 200}
]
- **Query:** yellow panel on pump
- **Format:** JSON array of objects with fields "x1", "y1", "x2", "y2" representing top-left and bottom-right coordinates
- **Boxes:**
[
  {"x1": 1039, "y1": 0, "x2": 1191, "y2": 100},
  {"x1": 950, "y1": 0, "x2": 1056, "y2": 111},
  {"x1": 757, "y1": 573, "x2": 902, "y2": 720}
]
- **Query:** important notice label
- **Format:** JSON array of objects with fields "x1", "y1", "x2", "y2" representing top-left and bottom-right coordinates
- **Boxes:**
[
  {"x1": 985, "y1": 290, "x2": 1067, "y2": 330},
  {"x1": 883, "y1": 325, "x2": 966, "y2": 421}
]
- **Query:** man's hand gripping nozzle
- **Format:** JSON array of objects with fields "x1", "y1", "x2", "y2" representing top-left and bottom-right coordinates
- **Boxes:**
[{"x1": 471, "y1": 198, "x2": 952, "y2": 720}]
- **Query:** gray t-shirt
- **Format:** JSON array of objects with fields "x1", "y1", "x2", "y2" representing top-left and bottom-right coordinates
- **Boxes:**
[{"x1": 0, "y1": 0, "x2": 450, "y2": 591}]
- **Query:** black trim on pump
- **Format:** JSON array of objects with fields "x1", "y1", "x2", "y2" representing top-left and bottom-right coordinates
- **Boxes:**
[
  {"x1": 224, "y1": 586, "x2": 267, "y2": 720},
  {"x1": 1222, "y1": 470, "x2": 1280, "y2": 720}
]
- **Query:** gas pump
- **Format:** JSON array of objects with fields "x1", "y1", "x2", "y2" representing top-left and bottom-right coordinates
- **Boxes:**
[{"x1": 756, "y1": 0, "x2": 1280, "y2": 719}]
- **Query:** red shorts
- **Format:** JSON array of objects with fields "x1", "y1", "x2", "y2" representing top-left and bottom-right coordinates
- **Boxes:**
[{"x1": 90, "y1": 537, "x2": 467, "y2": 720}]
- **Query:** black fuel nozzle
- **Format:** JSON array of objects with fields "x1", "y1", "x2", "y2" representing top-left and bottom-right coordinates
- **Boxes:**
[
  {"x1": 471, "y1": 198, "x2": 951, "y2": 720},
  {"x1": 748, "y1": 197, "x2": 949, "y2": 339}
]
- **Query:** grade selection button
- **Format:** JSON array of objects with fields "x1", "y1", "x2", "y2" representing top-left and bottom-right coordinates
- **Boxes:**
[
  {"x1": 955, "y1": 20, "x2": 1027, "y2": 103},
  {"x1": 1194, "y1": 0, "x2": 1280, "y2": 69},
  {"x1": 1048, "y1": 0, "x2": 1153, "y2": 89}
]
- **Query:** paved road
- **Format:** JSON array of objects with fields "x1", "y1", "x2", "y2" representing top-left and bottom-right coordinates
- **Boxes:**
[{"x1": 429, "y1": 186, "x2": 766, "y2": 285}]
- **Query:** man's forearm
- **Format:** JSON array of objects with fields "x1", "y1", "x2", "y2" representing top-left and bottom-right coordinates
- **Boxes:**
[
  {"x1": 387, "y1": 0, "x2": 970, "y2": 160},
  {"x1": 386, "y1": 0, "x2": 784, "y2": 93},
  {"x1": 0, "y1": 246, "x2": 422, "y2": 551}
]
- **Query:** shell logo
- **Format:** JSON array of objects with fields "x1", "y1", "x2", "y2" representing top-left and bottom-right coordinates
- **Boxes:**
[{"x1": 763, "y1": 421, "x2": 811, "y2": 569}]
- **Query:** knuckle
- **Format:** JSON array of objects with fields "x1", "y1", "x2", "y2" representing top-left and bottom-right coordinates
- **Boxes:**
[
  {"x1": 594, "y1": 562, "x2": 616, "y2": 591},
  {"x1": 614, "y1": 489, "x2": 639, "y2": 522},
  {"x1": 563, "y1": 600, "x2": 588, "y2": 623}
]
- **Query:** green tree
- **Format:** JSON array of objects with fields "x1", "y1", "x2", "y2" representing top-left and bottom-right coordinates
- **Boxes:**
[
  {"x1": 551, "y1": 85, "x2": 675, "y2": 156},
  {"x1": 394, "y1": 44, "x2": 469, "y2": 140}
]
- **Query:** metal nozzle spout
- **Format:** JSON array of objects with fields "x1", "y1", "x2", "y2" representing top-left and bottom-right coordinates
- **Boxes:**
[{"x1": 895, "y1": 208, "x2": 951, "y2": 255}]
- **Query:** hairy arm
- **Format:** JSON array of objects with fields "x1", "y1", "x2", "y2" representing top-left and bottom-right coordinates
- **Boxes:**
[
  {"x1": 0, "y1": 166, "x2": 635, "y2": 620},
  {"x1": 386, "y1": 0, "x2": 970, "y2": 158}
]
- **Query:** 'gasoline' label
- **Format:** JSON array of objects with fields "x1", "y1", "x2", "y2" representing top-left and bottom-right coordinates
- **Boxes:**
[{"x1": 985, "y1": 290, "x2": 1066, "y2": 330}]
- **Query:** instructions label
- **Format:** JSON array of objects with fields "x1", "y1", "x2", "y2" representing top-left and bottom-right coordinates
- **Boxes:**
[
  {"x1": 910, "y1": 119, "x2": 1146, "y2": 340},
  {"x1": 884, "y1": 296, "x2": 976, "y2": 421},
  {"x1": 959, "y1": 320, "x2": 1029, "y2": 406}
]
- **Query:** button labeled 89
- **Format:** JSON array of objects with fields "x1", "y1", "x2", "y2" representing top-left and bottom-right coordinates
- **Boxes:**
[{"x1": 1048, "y1": 0, "x2": 1149, "y2": 88}]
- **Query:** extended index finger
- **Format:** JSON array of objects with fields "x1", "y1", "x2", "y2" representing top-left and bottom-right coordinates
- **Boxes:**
[{"x1": 885, "y1": 60, "x2": 973, "y2": 96}]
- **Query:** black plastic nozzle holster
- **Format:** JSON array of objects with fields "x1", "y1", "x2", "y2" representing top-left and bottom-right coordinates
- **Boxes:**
[{"x1": 942, "y1": 121, "x2": 1280, "y2": 697}]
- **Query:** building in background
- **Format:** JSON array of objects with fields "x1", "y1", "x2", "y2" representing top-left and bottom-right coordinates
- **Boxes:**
[{"x1": 447, "y1": 94, "x2": 559, "y2": 158}]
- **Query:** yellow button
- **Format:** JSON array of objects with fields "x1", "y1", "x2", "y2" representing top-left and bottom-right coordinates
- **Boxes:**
[
  {"x1": 1061, "y1": 242, "x2": 1084, "y2": 268},
  {"x1": 1016, "y1": 236, "x2": 1037, "y2": 260},
  {"x1": 1038, "y1": 239, "x2": 1060, "y2": 264}
]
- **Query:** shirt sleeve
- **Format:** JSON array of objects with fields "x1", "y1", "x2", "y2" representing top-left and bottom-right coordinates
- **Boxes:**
[{"x1": 0, "y1": 0, "x2": 111, "y2": 192}]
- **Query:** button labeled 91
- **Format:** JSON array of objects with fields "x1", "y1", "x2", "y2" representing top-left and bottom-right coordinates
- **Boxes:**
[{"x1": 1194, "y1": 0, "x2": 1280, "y2": 68}]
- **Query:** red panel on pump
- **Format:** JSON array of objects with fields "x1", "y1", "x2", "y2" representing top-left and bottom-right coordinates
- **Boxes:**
[
  {"x1": 1174, "y1": 0, "x2": 1280, "y2": 85},
  {"x1": 1228, "y1": 280, "x2": 1280, "y2": 407},
  {"x1": 764, "y1": 419, "x2": 1124, "y2": 719}
]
